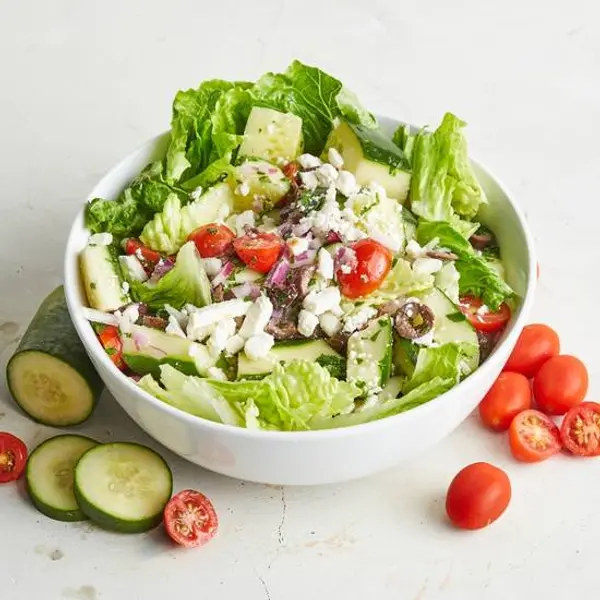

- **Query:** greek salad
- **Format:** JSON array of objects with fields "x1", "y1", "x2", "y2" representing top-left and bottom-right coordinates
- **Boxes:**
[{"x1": 79, "y1": 60, "x2": 516, "y2": 431}]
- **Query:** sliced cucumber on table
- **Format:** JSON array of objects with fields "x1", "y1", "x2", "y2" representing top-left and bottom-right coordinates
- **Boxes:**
[
  {"x1": 74, "y1": 442, "x2": 173, "y2": 533},
  {"x1": 26, "y1": 435, "x2": 99, "y2": 522},
  {"x1": 6, "y1": 286, "x2": 104, "y2": 426}
]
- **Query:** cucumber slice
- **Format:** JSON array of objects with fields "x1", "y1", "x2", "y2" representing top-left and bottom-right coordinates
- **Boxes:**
[
  {"x1": 74, "y1": 443, "x2": 173, "y2": 533},
  {"x1": 80, "y1": 244, "x2": 129, "y2": 311},
  {"x1": 26, "y1": 435, "x2": 99, "y2": 522},
  {"x1": 6, "y1": 286, "x2": 103, "y2": 426},
  {"x1": 231, "y1": 160, "x2": 290, "y2": 211},
  {"x1": 393, "y1": 336, "x2": 419, "y2": 378}
]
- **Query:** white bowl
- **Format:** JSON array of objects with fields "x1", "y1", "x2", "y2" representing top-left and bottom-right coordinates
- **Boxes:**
[{"x1": 64, "y1": 116, "x2": 536, "y2": 485}]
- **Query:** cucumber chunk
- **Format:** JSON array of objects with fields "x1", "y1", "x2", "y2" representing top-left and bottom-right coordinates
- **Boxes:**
[
  {"x1": 74, "y1": 442, "x2": 173, "y2": 533},
  {"x1": 80, "y1": 244, "x2": 129, "y2": 311},
  {"x1": 232, "y1": 160, "x2": 290, "y2": 211},
  {"x1": 26, "y1": 435, "x2": 99, "y2": 522},
  {"x1": 6, "y1": 286, "x2": 103, "y2": 426}
]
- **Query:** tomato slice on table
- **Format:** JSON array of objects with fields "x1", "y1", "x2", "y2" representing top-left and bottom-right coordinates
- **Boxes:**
[
  {"x1": 233, "y1": 231, "x2": 283, "y2": 274},
  {"x1": 188, "y1": 223, "x2": 235, "y2": 258},
  {"x1": 445, "y1": 462, "x2": 511, "y2": 530},
  {"x1": 508, "y1": 409, "x2": 561, "y2": 462},
  {"x1": 336, "y1": 238, "x2": 392, "y2": 299},
  {"x1": 164, "y1": 490, "x2": 219, "y2": 548},
  {"x1": 124, "y1": 238, "x2": 162, "y2": 270},
  {"x1": 458, "y1": 296, "x2": 511, "y2": 333},
  {"x1": 0, "y1": 432, "x2": 28, "y2": 483},
  {"x1": 478, "y1": 371, "x2": 532, "y2": 432},
  {"x1": 560, "y1": 402, "x2": 600, "y2": 457},
  {"x1": 504, "y1": 323, "x2": 560, "y2": 378},
  {"x1": 97, "y1": 325, "x2": 126, "y2": 370}
]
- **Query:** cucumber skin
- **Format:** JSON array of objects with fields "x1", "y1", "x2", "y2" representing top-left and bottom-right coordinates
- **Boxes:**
[
  {"x1": 6, "y1": 286, "x2": 104, "y2": 425},
  {"x1": 26, "y1": 434, "x2": 99, "y2": 523},
  {"x1": 123, "y1": 354, "x2": 199, "y2": 379},
  {"x1": 73, "y1": 443, "x2": 173, "y2": 534}
]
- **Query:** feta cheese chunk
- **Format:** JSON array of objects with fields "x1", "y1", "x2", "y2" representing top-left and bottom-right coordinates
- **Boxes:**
[
  {"x1": 88, "y1": 232, "x2": 113, "y2": 246},
  {"x1": 336, "y1": 170, "x2": 359, "y2": 197},
  {"x1": 201, "y1": 257, "x2": 222, "y2": 277},
  {"x1": 119, "y1": 304, "x2": 140, "y2": 334},
  {"x1": 235, "y1": 182, "x2": 250, "y2": 197},
  {"x1": 190, "y1": 186, "x2": 203, "y2": 201},
  {"x1": 187, "y1": 299, "x2": 251, "y2": 331},
  {"x1": 297, "y1": 309, "x2": 319, "y2": 337},
  {"x1": 244, "y1": 333, "x2": 275, "y2": 360},
  {"x1": 303, "y1": 287, "x2": 342, "y2": 316},
  {"x1": 319, "y1": 312, "x2": 342, "y2": 337},
  {"x1": 225, "y1": 334, "x2": 246, "y2": 356},
  {"x1": 368, "y1": 229, "x2": 402, "y2": 253},
  {"x1": 165, "y1": 315, "x2": 186, "y2": 339},
  {"x1": 327, "y1": 147, "x2": 344, "y2": 170},
  {"x1": 118, "y1": 255, "x2": 148, "y2": 282},
  {"x1": 414, "y1": 330, "x2": 435, "y2": 347},
  {"x1": 297, "y1": 153, "x2": 322, "y2": 169},
  {"x1": 207, "y1": 366, "x2": 227, "y2": 381},
  {"x1": 207, "y1": 317, "x2": 237, "y2": 357},
  {"x1": 287, "y1": 236, "x2": 309, "y2": 257},
  {"x1": 342, "y1": 306, "x2": 377, "y2": 333},
  {"x1": 315, "y1": 163, "x2": 339, "y2": 186},
  {"x1": 235, "y1": 210, "x2": 255, "y2": 236},
  {"x1": 405, "y1": 239, "x2": 424, "y2": 259},
  {"x1": 317, "y1": 248, "x2": 334, "y2": 280},
  {"x1": 300, "y1": 170, "x2": 318, "y2": 191},
  {"x1": 413, "y1": 257, "x2": 443, "y2": 275},
  {"x1": 239, "y1": 295, "x2": 273, "y2": 338}
]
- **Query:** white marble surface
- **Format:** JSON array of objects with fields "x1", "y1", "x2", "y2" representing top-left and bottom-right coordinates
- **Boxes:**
[{"x1": 1, "y1": 1, "x2": 598, "y2": 598}]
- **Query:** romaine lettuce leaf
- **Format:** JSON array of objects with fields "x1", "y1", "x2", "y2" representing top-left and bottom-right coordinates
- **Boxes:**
[
  {"x1": 403, "y1": 342, "x2": 465, "y2": 392},
  {"x1": 130, "y1": 241, "x2": 211, "y2": 310},
  {"x1": 407, "y1": 112, "x2": 487, "y2": 222}
]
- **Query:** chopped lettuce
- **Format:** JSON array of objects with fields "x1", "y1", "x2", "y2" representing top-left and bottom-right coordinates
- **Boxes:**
[
  {"x1": 435, "y1": 262, "x2": 460, "y2": 304},
  {"x1": 406, "y1": 112, "x2": 486, "y2": 223},
  {"x1": 416, "y1": 220, "x2": 514, "y2": 309},
  {"x1": 130, "y1": 241, "x2": 211, "y2": 310},
  {"x1": 403, "y1": 342, "x2": 465, "y2": 392}
]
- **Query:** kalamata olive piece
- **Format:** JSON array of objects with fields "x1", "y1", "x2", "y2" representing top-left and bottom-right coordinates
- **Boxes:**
[
  {"x1": 394, "y1": 301, "x2": 435, "y2": 340},
  {"x1": 426, "y1": 250, "x2": 458, "y2": 261}
]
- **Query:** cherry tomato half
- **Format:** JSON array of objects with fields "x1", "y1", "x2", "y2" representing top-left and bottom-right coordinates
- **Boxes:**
[
  {"x1": 0, "y1": 432, "x2": 28, "y2": 483},
  {"x1": 445, "y1": 462, "x2": 511, "y2": 530},
  {"x1": 124, "y1": 238, "x2": 162, "y2": 269},
  {"x1": 508, "y1": 409, "x2": 561, "y2": 462},
  {"x1": 97, "y1": 325, "x2": 126, "y2": 370},
  {"x1": 479, "y1": 372, "x2": 532, "y2": 432},
  {"x1": 533, "y1": 355, "x2": 588, "y2": 416},
  {"x1": 336, "y1": 239, "x2": 392, "y2": 299},
  {"x1": 560, "y1": 402, "x2": 600, "y2": 457},
  {"x1": 504, "y1": 324, "x2": 560, "y2": 378},
  {"x1": 164, "y1": 489, "x2": 219, "y2": 548},
  {"x1": 458, "y1": 296, "x2": 511, "y2": 333},
  {"x1": 187, "y1": 223, "x2": 235, "y2": 258},
  {"x1": 233, "y1": 231, "x2": 283, "y2": 274}
]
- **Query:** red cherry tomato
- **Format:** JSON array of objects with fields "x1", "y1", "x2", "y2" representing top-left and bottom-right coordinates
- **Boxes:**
[
  {"x1": 187, "y1": 223, "x2": 235, "y2": 258},
  {"x1": 164, "y1": 490, "x2": 219, "y2": 548},
  {"x1": 532, "y1": 355, "x2": 588, "y2": 415},
  {"x1": 478, "y1": 372, "x2": 532, "y2": 432},
  {"x1": 504, "y1": 324, "x2": 560, "y2": 378},
  {"x1": 508, "y1": 409, "x2": 561, "y2": 462},
  {"x1": 458, "y1": 296, "x2": 511, "y2": 333},
  {"x1": 233, "y1": 231, "x2": 283, "y2": 274},
  {"x1": 124, "y1": 238, "x2": 162, "y2": 270},
  {"x1": 560, "y1": 402, "x2": 600, "y2": 457},
  {"x1": 0, "y1": 432, "x2": 28, "y2": 483},
  {"x1": 336, "y1": 239, "x2": 392, "y2": 299},
  {"x1": 281, "y1": 161, "x2": 299, "y2": 182},
  {"x1": 97, "y1": 325, "x2": 126, "y2": 370},
  {"x1": 445, "y1": 462, "x2": 511, "y2": 530}
]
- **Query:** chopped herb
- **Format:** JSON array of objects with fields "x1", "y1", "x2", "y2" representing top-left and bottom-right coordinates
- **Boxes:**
[
  {"x1": 356, "y1": 357, "x2": 364, "y2": 364},
  {"x1": 105, "y1": 347, "x2": 116, "y2": 356},
  {"x1": 369, "y1": 329, "x2": 381, "y2": 342},
  {"x1": 90, "y1": 282, "x2": 97, "y2": 290},
  {"x1": 391, "y1": 257, "x2": 398, "y2": 268}
]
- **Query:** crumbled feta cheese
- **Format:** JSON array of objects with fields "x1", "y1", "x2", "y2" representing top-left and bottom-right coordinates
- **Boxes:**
[
  {"x1": 300, "y1": 170, "x2": 319, "y2": 191},
  {"x1": 119, "y1": 304, "x2": 140, "y2": 334},
  {"x1": 121, "y1": 281, "x2": 130, "y2": 295},
  {"x1": 186, "y1": 299, "x2": 251, "y2": 332},
  {"x1": 201, "y1": 257, "x2": 222, "y2": 277},
  {"x1": 315, "y1": 163, "x2": 339, "y2": 186},
  {"x1": 303, "y1": 287, "x2": 342, "y2": 316},
  {"x1": 413, "y1": 257, "x2": 443, "y2": 275},
  {"x1": 405, "y1": 239, "x2": 424, "y2": 259},
  {"x1": 340, "y1": 264, "x2": 352, "y2": 275},
  {"x1": 235, "y1": 210, "x2": 255, "y2": 236},
  {"x1": 244, "y1": 333, "x2": 275, "y2": 360},
  {"x1": 88, "y1": 232, "x2": 113, "y2": 246},
  {"x1": 336, "y1": 170, "x2": 359, "y2": 197},
  {"x1": 207, "y1": 318, "x2": 237, "y2": 358},
  {"x1": 476, "y1": 304, "x2": 490, "y2": 316},
  {"x1": 118, "y1": 255, "x2": 148, "y2": 282},
  {"x1": 297, "y1": 310, "x2": 319, "y2": 337},
  {"x1": 414, "y1": 330, "x2": 435, "y2": 347},
  {"x1": 342, "y1": 306, "x2": 377, "y2": 333},
  {"x1": 319, "y1": 312, "x2": 342, "y2": 337},
  {"x1": 317, "y1": 248, "x2": 334, "y2": 280},
  {"x1": 207, "y1": 366, "x2": 227, "y2": 380},
  {"x1": 367, "y1": 181, "x2": 387, "y2": 200},
  {"x1": 166, "y1": 315, "x2": 186, "y2": 338},
  {"x1": 190, "y1": 186, "x2": 203, "y2": 201},
  {"x1": 239, "y1": 295, "x2": 273, "y2": 338},
  {"x1": 297, "y1": 154, "x2": 321, "y2": 169},
  {"x1": 186, "y1": 321, "x2": 215, "y2": 342},
  {"x1": 235, "y1": 182, "x2": 251, "y2": 197},
  {"x1": 187, "y1": 342, "x2": 215, "y2": 372},
  {"x1": 287, "y1": 236, "x2": 309, "y2": 257},
  {"x1": 327, "y1": 147, "x2": 344, "y2": 170},
  {"x1": 225, "y1": 334, "x2": 246, "y2": 356},
  {"x1": 368, "y1": 229, "x2": 402, "y2": 253}
]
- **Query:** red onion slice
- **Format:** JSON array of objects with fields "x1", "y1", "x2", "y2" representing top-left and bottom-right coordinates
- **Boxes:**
[{"x1": 211, "y1": 260, "x2": 234, "y2": 287}]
